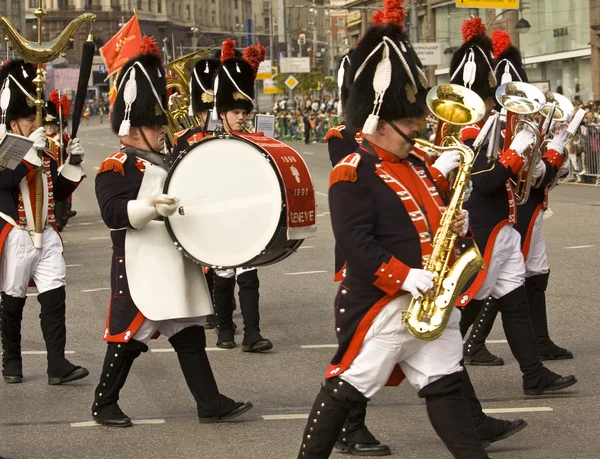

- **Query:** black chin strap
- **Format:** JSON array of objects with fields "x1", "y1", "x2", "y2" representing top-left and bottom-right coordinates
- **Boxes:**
[
  {"x1": 138, "y1": 127, "x2": 160, "y2": 154},
  {"x1": 387, "y1": 121, "x2": 416, "y2": 147},
  {"x1": 15, "y1": 121, "x2": 25, "y2": 137}
]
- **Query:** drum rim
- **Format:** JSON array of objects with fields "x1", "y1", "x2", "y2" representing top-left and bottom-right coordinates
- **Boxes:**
[{"x1": 163, "y1": 133, "x2": 290, "y2": 268}]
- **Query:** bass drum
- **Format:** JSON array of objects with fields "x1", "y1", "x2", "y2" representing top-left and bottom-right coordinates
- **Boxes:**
[{"x1": 164, "y1": 134, "x2": 316, "y2": 268}]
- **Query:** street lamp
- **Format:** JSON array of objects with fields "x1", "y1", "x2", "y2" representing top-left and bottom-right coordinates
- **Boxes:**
[
  {"x1": 190, "y1": 26, "x2": 199, "y2": 51},
  {"x1": 515, "y1": 18, "x2": 531, "y2": 34}
]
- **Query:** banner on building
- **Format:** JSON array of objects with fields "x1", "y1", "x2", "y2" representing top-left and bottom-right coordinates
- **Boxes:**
[
  {"x1": 100, "y1": 14, "x2": 143, "y2": 77},
  {"x1": 413, "y1": 43, "x2": 442, "y2": 66},
  {"x1": 456, "y1": 0, "x2": 519, "y2": 8}
]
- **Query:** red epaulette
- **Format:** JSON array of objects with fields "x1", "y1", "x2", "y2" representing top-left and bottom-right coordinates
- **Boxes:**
[
  {"x1": 325, "y1": 125, "x2": 345, "y2": 142},
  {"x1": 97, "y1": 152, "x2": 127, "y2": 176},
  {"x1": 329, "y1": 153, "x2": 361, "y2": 187},
  {"x1": 460, "y1": 124, "x2": 481, "y2": 142}
]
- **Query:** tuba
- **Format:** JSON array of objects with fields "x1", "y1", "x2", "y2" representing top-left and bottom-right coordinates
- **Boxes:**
[
  {"x1": 404, "y1": 85, "x2": 486, "y2": 342},
  {"x1": 496, "y1": 82, "x2": 546, "y2": 205}
]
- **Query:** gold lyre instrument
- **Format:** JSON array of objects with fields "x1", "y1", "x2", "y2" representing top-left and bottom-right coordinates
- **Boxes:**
[
  {"x1": 405, "y1": 85, "x2": 486, "y2": 342},
  {"x1": 495, "y1": 82, "x2": 546, "y2": 205},
  {"x1": 164, "y1": 48, "x2": 210, "y2": 143},
  {"x1": 0, "y1": 1, "x2": 94, "y2": 247}
]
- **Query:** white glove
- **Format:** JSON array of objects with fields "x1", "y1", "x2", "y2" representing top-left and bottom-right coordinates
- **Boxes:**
[
  {"x1": 547, "y1": 129, "x2": 569, "y2": 155},
  {"x1": 127, "y1": 194, "x2": 180, "y2": 229},
  {"x1": 533, "y1": 159, "x2": 545, "y2": 180},
  {"x1": 22, "y1": 127, "x2": 47, "y2": 167},
  {"x1": 400, "y1": 269, "x2": 435, "y2": 300},
  {"x1": 509, "y1": 130, "x2": 535, "y2": 156},
  {"x1": 66, "y1": 138, "x2": 84, "y2": 165},
  {"x1": 458, "y1": 210, "x2": 469, "y2": 236},
  {"x1": 558, "y1": 157, "x2": 571, "y2": 177},
  {"x1": 463, "y1": 180, "x2": 473, "y2": 202},
  {"x1": 155, "y1": 194, "x2": 180, "y2": 217},
  {"x1": 432, "y1": 149, "x2": 461, "y2": 177}
]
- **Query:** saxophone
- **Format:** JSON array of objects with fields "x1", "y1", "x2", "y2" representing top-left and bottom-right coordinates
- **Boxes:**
[{"x1": 404, "y1": 139, "x2": 485, "y2": 342}]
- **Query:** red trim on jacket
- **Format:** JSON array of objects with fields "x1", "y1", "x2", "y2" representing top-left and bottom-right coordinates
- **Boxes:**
[
  {"x1": 0, "y1": 223, "x2": 13, "y2": 260},
  {"x1": 499, "y1": 149, "x2": 525, "y2": 175},
  {"x1": 334, "y1": 262, "x2": 347, "y2": 282},
  {"x1": 543, "y1": 148, "x2": 564, "y2": 169},
  {"x1": 373, "y1": 256, "x2": 411, "y2": 296},
  {"x1": 521, "y1": 204, "x2": 544, "y2": 260}
]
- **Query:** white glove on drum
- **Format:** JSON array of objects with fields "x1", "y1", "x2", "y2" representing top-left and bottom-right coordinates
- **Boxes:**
[
  {"x1": 547, "y1": 129, "x2": 569, "y2": 156},
  {"x1": 127, "y1": 194, "x2": 180, "y2": 229},
  {"x1": 432, "y1": 149, "x2": 461, "y2": 177},
  {"x1": 509, "y1": 130, "x2": 535, "y2": 156},
  {"x1": 400, "y1": 269, "x2": 435, "y2": 299},
  {"x1": 155, "y1": 194, "x2": 180, "y2": 217},
  {"x1": 22, "y1": 127, "x2": 47, "y2": 167}
]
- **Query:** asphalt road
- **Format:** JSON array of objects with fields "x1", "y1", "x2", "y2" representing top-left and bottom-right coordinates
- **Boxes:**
[{"x1": 1, "y1": 118, "x2": 599, "y2": 459}]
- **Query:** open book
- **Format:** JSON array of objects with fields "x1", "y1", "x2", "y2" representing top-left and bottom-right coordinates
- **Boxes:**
[{"x1": 0, "y1": 133, "x2": 35, "y2": 170}]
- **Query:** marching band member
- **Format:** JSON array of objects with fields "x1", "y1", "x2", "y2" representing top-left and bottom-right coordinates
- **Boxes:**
[
  {"x1": 462, "y1": 30, "x2": 574, "y2": 363},
  {"x1": 92, "y1": 51, "x2": 252, "y2": 426},
  {"x1": 210, "y1": 39, "x2": 273, "y2": 352},
  {"x1": 298, "y1": 17, "x2": 516, "y2": 458},
  {"x1": 44, "y1": 90, "x2": 77, "y2": 231},
  {"x1": 450, "y1": 18, "x2": 576, "y2": 394},
  {"x1": 0, "y1": 60, "x2": 88, "y2": 385}
]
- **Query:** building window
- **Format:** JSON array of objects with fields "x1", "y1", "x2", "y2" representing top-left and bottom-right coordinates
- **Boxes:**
[
  {"x1": 336, "y1": 17, "x2": 345, "y2": 27},
  {"x1": 149, "y1": 0, "x2": 152, "y2": 12},
  {"x1": 85, "y1": 0, "x2": 93, "y2": 7},
  {"x1": 234, "y1": 0, "x2": 239, "y2": 9},
  {"x1": 186, "y1": 4, "x2": 190, "y2": 19},
  {"x1": 264, "y1": 17, "x2": 269, "y2": 31},
  {"x1": 157, "y1": 0, "x2": 161, "y2": 13},
  {"x1": 137, "y1": 0, "x2": 142, "y2": 10},
  {"x1": 58, "y1": 0, "x2": 68, "y2": 8},
  {"x1": 29, "y1": 0, "x2": 37, "y2": 7}
]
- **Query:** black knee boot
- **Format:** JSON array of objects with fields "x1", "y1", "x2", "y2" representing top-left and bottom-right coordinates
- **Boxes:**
[
  {"x1": 462, "y1": 298, "x2": 504, "y2": 366},
  {"x1": 237, "y1": 270, "x2": 272, "y2": 352},
  {"x1": 335, "y1": 400, "x2": 391, "y2": 456},
  {"x1": 299, "y1": 377, "x2": 366, "y2": 459},
  {"x1": 38, "y1": 287, "x2": 88, "y2": 384},
  {"x1": 459, "y1": 366, "x2": 527, "y2": 444},
  {"x1": 92, "y1": 340, "x2": 147, "y2": 427},
  {"x1": 1, "y1": 293, "x2": 26, "y2": 383},
  {"x1": 496, "y1": 286, "x2": 576, "y2": 394},
  {"x1": 418, "y1": 372, "x2": 489, "y2": 459},
  {"x1": 169, "y1": 326, "x2": 253, "y2": 422},
  {"x1": 214, "y1": 275, "x2": 236, "y2": 348},
  {"x1": 526, "y1": 273, "x2": 573, "y2": 360}
]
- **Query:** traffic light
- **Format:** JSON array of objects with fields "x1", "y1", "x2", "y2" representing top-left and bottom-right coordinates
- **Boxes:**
[{"x1": 299, "y1": 33, "x2": 306, "y2": 45}]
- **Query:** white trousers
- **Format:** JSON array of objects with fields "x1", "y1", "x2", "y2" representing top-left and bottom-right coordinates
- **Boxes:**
[
  {"x1": 215, "y1": 267, "x2": 256, "y2": 278},
  {"x1": 340, "y1": 296, "x2": 463, "y2": 398},
  {"x1": 0, "y1": 227, "x2": 66, "y2": 298},
  {"x1": 524, "y1": 212, "x2": 549, "y2": 278},
  {"x1": 474, "y1": 225, "x2": 525, "y2": 300},
  {"x1": 132, "y1": 317, "x2": 206, "y2": 344}
]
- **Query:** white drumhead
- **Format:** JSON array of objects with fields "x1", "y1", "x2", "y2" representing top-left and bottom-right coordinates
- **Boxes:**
[{"x1": 166, "y1": 137, "x2": 282, "y2": 267}]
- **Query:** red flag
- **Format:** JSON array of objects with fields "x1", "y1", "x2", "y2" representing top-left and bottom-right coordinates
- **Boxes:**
[{"x1": 100, "y1": 14, "x2": 143, "y2": 77}]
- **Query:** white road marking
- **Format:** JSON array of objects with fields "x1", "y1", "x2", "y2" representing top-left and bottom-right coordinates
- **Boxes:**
[
  {"x1": 301, "y1": 344, "x2": 337, "y2": 349},
  {"x1": 66, "y1": 264, "x2": 84, "y2": 268},
  {"x1": 94, "y1": 166, "x2": 99, "y2": 170},
  {"x1": 89, "y1": 236, "x2": 111, "y2": 240},
  {"x1": 302, "y1": 151, "x2": 314, "y2": 155},
  {"x1": 298, "y1": 246, "x2": 315, "y2": 250},
  {"x1": 483, "y1": 407, "x2": 553, "y2": 414},
  {"x1": 564, "y1": 245, "x2": 595, "y2": 250},
  {"x1": 150, "y1": 347, "x2": 226, "y2": 353},
  {"x1": 315, "y1": 191, "x2": 328, "y2": 197},
  {"x1": 22, "y1": 351, "x2": 75, "y2": 355},
  {"x1": 25, "y1": 293, "x2": 38, "y2": 297},
  {"x1": 486, "y1": 340, "x2": 508, "y2": 344},
  {"x1": 71, "y1": 419, "x2": 166, "y2": 428},
  {"x1": 316, "y1": 212, "x2": 330, "y2": 217},
  {"x1": 263, "y1": 414, "x2": 309, "y2": 421},
  {"x1": 285, "y1": 270, "x2": 328, "y2": 276},
  {"x1": 75, "y1": 222, "x2": 95, "y2": 226},
  {"x1": 82, "y1": 287, "x2": 110, "y2": 293}
]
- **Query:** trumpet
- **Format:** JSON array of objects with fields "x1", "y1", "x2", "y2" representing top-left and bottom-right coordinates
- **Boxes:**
[{"x1": 496, "y1": 82, "x2": 546, "y2": 205}]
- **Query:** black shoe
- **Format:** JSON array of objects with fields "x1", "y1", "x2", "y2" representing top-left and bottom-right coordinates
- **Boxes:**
[
  {"x1": 93, "y1": 412, "x2": 132, "y2": 427},
  {"x1": 242, "y1": 338, "x2": 273, "y2": 352},
  {"x1": 217, "y1": 340, "x2": 236, "y2": 349},
  {"x1": 198, "y1": 401, "x2": 253, "y2": 423},
  {"x1": 464, "y1": 346, "x2": 504, "y2": 366},
  {"x1": 3, "y1": 375, "x2": 23, "y2": 384},
  {"x1": 48, "y1": 366, "x2": 89, "y2": 385},
  {"x1": 539, "y1": 344, "x2": 574, "y2": 361},
  {"x1": 217, "y1": 328, "x2": 236, "y2": 349},
  {"x1": 204, "y1": 314, "x2": 217, "y2": 330},
  {"x1": 68, "y1": 210, "x2": 77, "y2": 218},
  {"x1": 524, "y1": 375, "x2": 577, "y2": 395},
  {"x1": 334, "y1": 440, "x2": 391, "y2": 456},
  {"x1": 478, "y1": 419, "x2": 528, "y2": 443}
]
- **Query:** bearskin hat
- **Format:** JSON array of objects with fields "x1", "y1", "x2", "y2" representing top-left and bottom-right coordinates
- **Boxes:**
[
  {"x1": 45, "y1": 90, "x2": 71, "y2": 125},
  {"x1": 449, "y1": 17, "x2": 497, "y2": 99},
  {"x1": 337, "y1": 51, "x2": 353, "y2": 115},
  {"x1": 214, "y1": 39, "x2": 265, "y2": 115},
  {"x1": 492, "y1": 29, "x2": 528, "y2": 84},
  {"x1": 111, "y1": 52, "x2": 168, "y2": 136},
  {"x1": 344, "y1": 23, "x2": 428, "y2": 134},
  {"x1": 0, "y1": 60, "x2": 40, "y2": 131},
  {"x1": 190, "y1": 57, "x2": 220, "y2": 113}
]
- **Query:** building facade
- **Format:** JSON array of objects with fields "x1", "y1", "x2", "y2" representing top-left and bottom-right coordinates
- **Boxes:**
[{"x1": 2, "y1": 0, "x2": 26, "y2": 61}]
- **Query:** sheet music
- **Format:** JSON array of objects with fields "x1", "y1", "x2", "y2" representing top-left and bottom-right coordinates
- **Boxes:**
[
  {"x1": 0, "y1": 133, "x2": 34, "y2": 170},
  {"x1": 255, "y1": 115, "x2": 275, "y2": 138}
]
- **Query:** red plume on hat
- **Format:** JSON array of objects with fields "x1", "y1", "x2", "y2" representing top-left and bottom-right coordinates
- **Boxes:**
[
  {"x1": 221, "y1": 38, "x2": 237, "y2": 62},
  {"x1": 140, "y1": 35, "x2": 161, "y2": 57},
  {"x1": 243, "y1": 43, "x2": 266, "y2": 78},
  {"x1": 491, "y1": 29, "x2": 512, "y2": 60},
  {"x1": 370, "y1": 0, "x2": 407, "y2": 30},
  {"x1": 462, "y1": 16, "x2": 487, "y2": 43},
  {"x1": 61, "y1": 94, "x2": 71, "y2": 118}
]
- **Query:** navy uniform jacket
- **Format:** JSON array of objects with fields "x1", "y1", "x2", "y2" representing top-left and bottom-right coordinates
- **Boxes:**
[
  {"x1": 325, "y1": 141, "x2": 450, "y2": 380},
  {"x1": 326, "y1": 125, "x2": 360, "y2": 167},
  {"x1": 172, "y1": 126, "x2": 212, "y2": 158}
]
